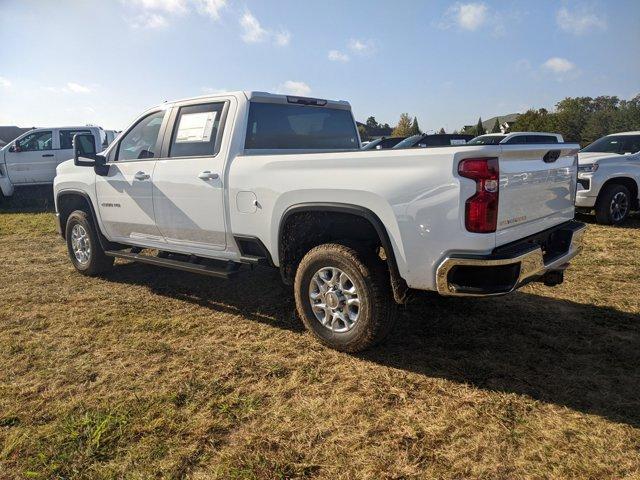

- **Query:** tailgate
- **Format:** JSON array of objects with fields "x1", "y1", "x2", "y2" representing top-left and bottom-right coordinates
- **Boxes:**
[{"x1": 495, "y1": 144, "x2": 579, "y2": 246}]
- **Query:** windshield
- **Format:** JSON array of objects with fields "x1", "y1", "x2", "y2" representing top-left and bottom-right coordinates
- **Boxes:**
[
  {"x1": 582, "y1": 135, "x2": 640, "y2": 155},
  {"x1": 392, "y1": 135, "x2": 422, "y2": 149},
  {"x1": 361, "y1": 138, "x2": 382, "y2": 150},
  {"x1": 467, "y1": 135, "x2": 505, "y2": 145}
]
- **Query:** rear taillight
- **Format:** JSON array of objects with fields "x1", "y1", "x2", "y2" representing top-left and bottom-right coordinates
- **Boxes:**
[{"x1": 458, "y1": 157, "x2": 499, "y2": 233}]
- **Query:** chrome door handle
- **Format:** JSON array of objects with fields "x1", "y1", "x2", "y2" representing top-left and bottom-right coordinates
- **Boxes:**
[
  {"x1": 134, "y1": 171, "x2": 150, "y2": 180},
  {"x1": 198, "y1": 170, "x2": 219, "y2": 180}
]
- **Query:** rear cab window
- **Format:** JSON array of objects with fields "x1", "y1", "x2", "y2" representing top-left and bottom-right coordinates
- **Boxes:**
[
  {"x1": 245, "y1": 101, "x2": 359, "y2": 150},
  {"x1": 59, "y1": 129, "x2": 92, "y2": 150}
]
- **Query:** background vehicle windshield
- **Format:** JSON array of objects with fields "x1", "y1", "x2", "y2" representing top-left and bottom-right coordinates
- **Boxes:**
[
  {"x1": 467, "y1": 135, "x2": 505, "y2": 145},
  {"x1": 361, "y1": 138, "x2": 382, "y2": 150},
  {"x1": 581, "y1": 135, "x2": 640, "y2": 154},
  {"x1": 392, "y1": 135, "x2": 422, "y2": 149}
]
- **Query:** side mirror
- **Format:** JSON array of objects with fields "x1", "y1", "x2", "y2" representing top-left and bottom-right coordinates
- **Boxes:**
[
  {"x1": 73, "y1": 133, "x2": 98, "y2": 167},
  {"x1": 8, "y1": 143, "x2": 17, "y2": 153}
]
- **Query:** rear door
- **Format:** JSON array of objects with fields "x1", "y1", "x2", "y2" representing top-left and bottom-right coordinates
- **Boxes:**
[
  {"x1": 495, "y1": 144, "x2": 579, "y2": 246},
  {"x1": 151, "y1": 99, "x2": 230, "y2": 251},
  {"x1": 5, "y1": 129, "x2": 55, "y2": 183}
]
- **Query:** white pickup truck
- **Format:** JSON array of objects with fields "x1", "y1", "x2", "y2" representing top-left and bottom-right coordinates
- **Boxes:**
[
  {"x1": 576, "y1": 131, "x2": 640, "y2": 224},
  {"x1": 0, "y1": 126, "x2": 106, "y2": 198},
  {"x1": 54, "y1": 91, "x2": 586, "y2": 351}
]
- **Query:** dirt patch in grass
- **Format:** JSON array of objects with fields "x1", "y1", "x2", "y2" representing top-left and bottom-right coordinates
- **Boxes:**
[{"x1": 1, "y1": 194, "x2": 639, "y2": 478}]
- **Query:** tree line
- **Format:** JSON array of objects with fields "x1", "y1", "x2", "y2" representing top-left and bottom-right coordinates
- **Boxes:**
[{"x1": 361, "y1": 95, "x2": 640, "y2": 146}]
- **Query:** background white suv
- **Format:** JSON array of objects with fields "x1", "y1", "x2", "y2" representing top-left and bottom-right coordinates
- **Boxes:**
[{"x1": 576, "y1": 132, "x2": 640, "y2": 225}]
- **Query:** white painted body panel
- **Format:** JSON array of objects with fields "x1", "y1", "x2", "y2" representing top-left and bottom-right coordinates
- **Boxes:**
[
  {"x1": 54, "y1": 91, "x2": 580, "y2": 293},
  {"x1": 576, "y1": 151, "x2": 640, "y2": 208}
]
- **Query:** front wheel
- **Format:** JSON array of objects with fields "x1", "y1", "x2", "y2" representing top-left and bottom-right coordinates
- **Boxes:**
[
  {"x1": 595, "y1": 184, "x2": 631, "y2": 225},
  {"x1": 65, "y1": 210, "x2": 114, "y2": 275},
  {"x1": 294, "y1": 243, "x2": 397, "y2": 352}
]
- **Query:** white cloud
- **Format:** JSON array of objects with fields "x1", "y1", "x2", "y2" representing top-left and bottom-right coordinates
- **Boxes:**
[
  {"x1": 240, "y1": 10, "x2": 268, "y2": 43},
  {"x1": 274, "y1": 30, "x2": 291, "y2": 47},
  {"x1": 125, "y1": 0, "x2": 225, "y2": 28},
  {"x1": 278, "y1": 81, "x2": 311, "y2": 97},
  {"x1": 348, "y1": 38, "x2": 375, "y2": 55},
  {"x1": 328, "y1": 50, "x2": 350, "y2": 62},
  {"x1": 439, "y1": 2, "x2": 510, "y2": 36},
  {"x1": 129, "y1": 13, "x2": 169, "y2": 29},
  {"x1": 556, "y1": 5, "x2": 607, "y2": 35},
  {"x1": 542, "y1": 57, "x2": 575, "y2": 74},
  {"x1": 43, "y1": 82, "x2": 93, "y2": 94},
  {"x1": 194, "y1": 0, "x2": 226, "y2": 20},
  {"x1": 448, "y1": 2, "x2": 488, "y2": 31},
  {"x1": 0, "y1": 76, "x2": 11, "y2": 88},
  {"x1": 128, "y1": 0, "x2": 188, "y2": 14},
  {"x1": 66, "y1": 82, "x2": 92, "y2": 93},
  {"x1": 201, "y1": 87, "x2": 228, "y2": 94},
  {"x1": 239, "y1": 10, "x2": 290, "y2": 46}
]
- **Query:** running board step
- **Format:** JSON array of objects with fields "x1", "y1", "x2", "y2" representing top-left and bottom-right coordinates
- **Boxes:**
[{"x1": 105, "y1": 250, "x2": 240, "y2": 279}]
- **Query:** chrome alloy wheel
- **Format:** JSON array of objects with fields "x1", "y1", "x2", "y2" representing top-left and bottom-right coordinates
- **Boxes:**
[
  {"x1": 309, "y1": 267, "x2": 360, "y2": 333},
  {"x1": 610, "y1": 191, "x2": 629, "y2": 222},
  {"x1": 70, "y1": 224, "x2": 91, "y2": 265}
]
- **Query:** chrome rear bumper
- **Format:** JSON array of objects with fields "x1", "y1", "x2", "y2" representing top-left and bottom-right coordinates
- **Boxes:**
[{"x1": 436, "y1": 221, "x2": 586, "y2": 297}]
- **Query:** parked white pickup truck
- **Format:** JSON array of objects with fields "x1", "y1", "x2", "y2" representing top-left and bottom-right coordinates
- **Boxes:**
[
  {"x1": 0, "y1": 126, "x2": 106, "y2": 198},
  {"x1": 576, "y1": 131, "x2": 640, "y2": 224},
  {"x1": 54, "y1": 91, "x2": 586, "y2": 351}
]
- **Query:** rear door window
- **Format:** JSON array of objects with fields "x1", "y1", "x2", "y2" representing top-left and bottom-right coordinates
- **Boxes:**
[
  {"x1": 245, "y1": 102, "x2": 359, "y2": 150},
  {"x1": 169, "y1": 102, "x2": 225, "y2": 158},
  {"x1": 59, "y1": 129, "x2": 92, "y2": 150}
]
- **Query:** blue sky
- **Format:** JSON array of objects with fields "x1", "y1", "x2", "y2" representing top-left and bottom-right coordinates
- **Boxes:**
[{"x1": 0, "y1": 0, "x2": 638, "y2": 131}]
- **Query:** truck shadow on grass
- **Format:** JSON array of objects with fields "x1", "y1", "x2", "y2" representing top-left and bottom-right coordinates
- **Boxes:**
[
  {"x1": 105, "y1": 262, "x2": 640, "y2": 428},
  {"x1": 0, "y1": 186, "x2": 55, "y2": 213}
]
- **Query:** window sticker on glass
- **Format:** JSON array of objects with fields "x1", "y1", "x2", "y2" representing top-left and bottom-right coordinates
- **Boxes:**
[{"x1": 175, "y1": 111, "x2": 217, "y2": 143}]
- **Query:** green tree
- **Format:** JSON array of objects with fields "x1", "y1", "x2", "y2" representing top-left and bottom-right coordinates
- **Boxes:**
[
  {"x1": 491, "y1": 118, "x2": 501, "y2": 133},
  {"x1": 460, "y1": 125, "x2": 476, "y2": 136},
  {"x1": 438, "y1": 127, "x2": 446, "y2": 134},
  {"x1": 409, "y1": 117, "x2": 422, "y2": 135},
  {"x1": 365, "y1": 116, "x2": 379, "y2": 129},
  {"x1": 357, "y1": 124, "x2": 369, "y2": 142},
  {"x1": 476, "y1": 117, "x2": 486, "y2": 136},
  {"x1": 392, "y1": 113, "x2": 413, "y2": 137}
]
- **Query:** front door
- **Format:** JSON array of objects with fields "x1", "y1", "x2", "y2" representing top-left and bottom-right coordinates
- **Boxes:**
[
  {"x1": 95, "y1": 109, "x2": 168, "y2": 242},
  {"x1": 152, "y1": 101, "x2": 229, "y2": 251},
  {"x1": 5, "y1": 130, "x2": 55, "y2": 183}
]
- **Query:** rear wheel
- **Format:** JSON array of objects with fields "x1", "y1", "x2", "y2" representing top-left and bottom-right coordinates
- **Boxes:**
[
  {"x1": 595, "y1": 184, "x2": 631, "y2": 225},
  {"x1": 294, "y1": 243, "x2": 397, "y2": 352},
  {"x1": 65, "y1": 210, "x2": 114, "y2": 275}
]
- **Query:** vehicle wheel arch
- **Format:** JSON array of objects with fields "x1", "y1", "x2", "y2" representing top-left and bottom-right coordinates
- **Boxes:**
[
  {"x1": 598, "y1": 177, "x2": 639, "y2": 209},
  {"x1": 277, "y1": 202, "x2": 408, "y2": 303},
  {"x1": 56, "y1": 190, "x2": 96, "y2": 239}
]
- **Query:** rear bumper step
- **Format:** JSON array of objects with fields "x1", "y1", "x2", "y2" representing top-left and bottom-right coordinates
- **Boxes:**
[
  {"x1": 435, "y1": 220, "x2": 586, "y2": 297},
  {"x1": 105, "y1": 250, "x2": 241, "y2": 279}
]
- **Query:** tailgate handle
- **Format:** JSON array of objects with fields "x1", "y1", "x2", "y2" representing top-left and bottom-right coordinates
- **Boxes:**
[{"x1": 543, "y1": 150, "x2": 561, "y2": 163}]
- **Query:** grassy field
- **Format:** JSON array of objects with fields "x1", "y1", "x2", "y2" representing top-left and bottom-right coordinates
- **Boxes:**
[{"x1": 1, "y1": 187, "x2": 639, "y2": 479}]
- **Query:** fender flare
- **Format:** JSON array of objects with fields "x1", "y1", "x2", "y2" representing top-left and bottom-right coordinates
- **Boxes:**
[{"x1": 278, "y1": 202, "x2": 408, "y2": 303}]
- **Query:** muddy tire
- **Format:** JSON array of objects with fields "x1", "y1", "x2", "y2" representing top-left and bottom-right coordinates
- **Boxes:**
[
  {"x1": 595, "y1": 184, "x2": 631, "y2": 225},
  {"x1": 65, "y1": 210, "x2": 114, "y2": 276},
  {"x1": 294, "y1": 243, "x2": 397, "y2": 352}
]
